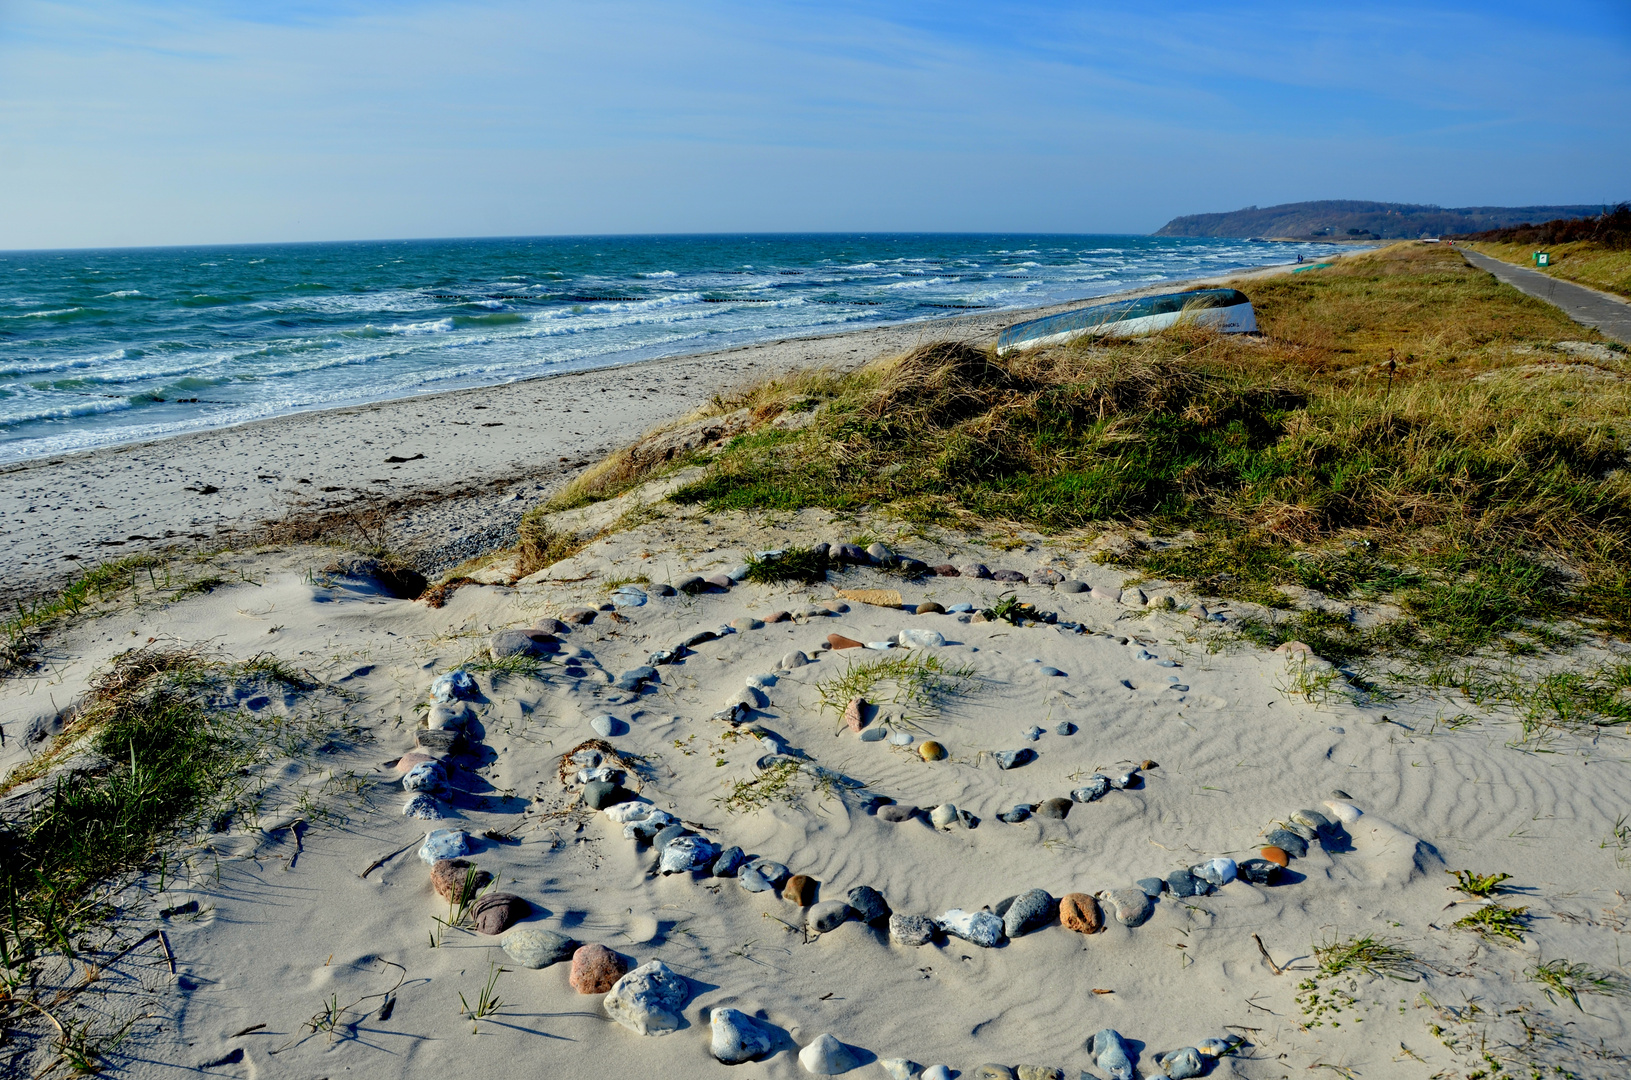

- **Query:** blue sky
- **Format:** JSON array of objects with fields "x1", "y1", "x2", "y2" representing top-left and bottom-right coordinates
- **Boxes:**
[{"x1": 0, "y1": 0, "x2": 1626, "y2": 248}]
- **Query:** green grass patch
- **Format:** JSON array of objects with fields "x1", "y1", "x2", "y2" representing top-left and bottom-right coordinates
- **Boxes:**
[
  {"x1": 812, "y1": 652, "x2": 978, "y2": 726},
  {"x1": 1528, "y1": 958, "x2": 1631, "y2": 1011},
  {"x1": 1454, "y1": 903, "x2": 1530, "y2": 942},
  {"x1": 742, "y1": 546, "x2": 829, "y2": 585},
  {"x1": 1314, "y1": 934, "x2": 1423, "y2": 980},
  {"x1": 1447, "y1": 869, "x2": 1515, "y2": 898}
]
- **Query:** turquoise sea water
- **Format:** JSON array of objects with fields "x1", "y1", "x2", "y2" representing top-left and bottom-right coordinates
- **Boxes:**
[{"x1": 0, "y1": 233, "x2": 1348, "y2": 463}]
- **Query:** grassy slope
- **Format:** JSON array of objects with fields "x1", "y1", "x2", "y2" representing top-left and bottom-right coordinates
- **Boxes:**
[
  {"x1": 1469, "y1": 240, "x2": 1631, "y2": 301},
  {"x1": 648, "y1": 243, "x2": 1630, "y2": 662}
]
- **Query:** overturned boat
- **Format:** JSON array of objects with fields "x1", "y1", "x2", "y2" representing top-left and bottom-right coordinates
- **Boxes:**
[{"x1": 996, "y1": 288, "x2": 1257, "y2": 354}]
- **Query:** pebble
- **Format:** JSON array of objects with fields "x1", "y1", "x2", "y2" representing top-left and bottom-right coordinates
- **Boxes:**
[
  {"x1": 878, "y1": 803, "x2": 918, "y2": 822},
  {"x1": 939, "y1": 908, "x2": 1005, "y2": 947},
  {"x1": 959, "y1": 563, "x2": 992, "y2": 578},
  {"x1": 1167, "y1": 868, "x2": 1208, "y2": 897},
  {"x1": 929, "y1": 803, "x2": 960, "y2": 829},
  {"x1": 1059, "y1": 893, "x2": 1103, "y2": 934},
  {"x1": 738, "y1": 866, "x2": 776, "y2": 893},
  {"x1": 1056, "y1": 721, "x2": 1077, "y2": 736},
  {"x1": 847, "y1": 886, "x2": 891, "y2": 925},
  {"x1": 1156, "y1": 658, "x2": 1179, "y2": 668},
  {"x1": 860, "y1": 727, "x2": 888, "y2": 742},
  {"x1": 1121, "y1": 588, "x2": 1146, "y2": 607},
  {"x1": 603, "y1": 959, "x2": 690, "y2": 1036},
  {"x1": 782, "y1": 650, "x2": 809, "y2": 668},
  {"x1": 1193, "y1": 858, "x2": 1237, "y2": 887},
  {"x1": 865, "y1": 640, "x2": 896, "y2": 650},
  {"x1": 533, "y1": 617, "x2": 571, "y2": 635},
  {"x1": 923, "y1": 1068, "x2": 953, "y2": 1080},
  {"x1": 710, "y1": 1007, "x2": 775, "y2": 1065},
  {"x1": 807, "y1": 900, "x2": 852, "y2": 933},
  {"x1": 915, "y1": 602, "x2": 946, "y2": 615},
  {"x1": 402, "y1": 793, "x2": 443, "y2": 819},
  {"x1": 828, "y1": 633, "x2": 865, "y2": 650},
  {"x1": 746, "y1": 672, "x2": 778, "y2": 689},
  {"x1": 1032, "y1": 570, "x2": 1064, "y2": 585},
  {"x1": 660, "y1": 835, "x2": 720, "y2": 875},
  {"x1": 651, "y1": 824, "x2": 688, "y2": 850},
  {"x1": 800, "y1": 1033, "x2": 859, "y2": 1075},
  {"x1": 731, "y1": 616, "x2": 760, "y2": 632},
  {"x1": 402, "y1": 761, "x2": 446, "y2": 792},
  {"x1": 889, "y1": 913, "x2": 937, "y2": 946},
  {"x1": 614, "y1": 665, "x2": 660, "y2": 691},
  {"x1": 991, "y1": 569, "x2": 1028, "y2": 583},
  {"x1": 865, "y1": 542, "x2": 894, "y2": 563},
  {"x1": 582, "y1": 780, "x2": 630, "y2": 810},
  {"x1": 993, "y1": 748, "x2": 1034, "y2": 770},
  {"x1": 1022, "y1": 725, "x2": 1045, "y2": 741},
  {"x1": 1037, "y1": 666, "x2": 1064, "y2": 677},
  {"x1": 1057, "y1": 580, "x2": 1088, "y2": 593},
  {"x1": 997, "y1": 804, "x2": 1034, "y2": 824},
  {"x1": 501, "y1": 927, "x2": 576, "y2": 968},
  {"x1": 418, "y1": 829, "x2": 472, "y2": 864},
  {"x1": 1331, "y1": 788, "x2": 1353, "y2": 800},
  {"x1": 1003, "y1": 889, "x2": 1056, "y2": 938},
  {"x1": 559, "y1": 606, "x2": 598, "y2": 624},
  {"x1": 732, "y1": 686, "x2": 770, "y2": 710},
  {"x1": 610, "y1": 586, "x2": 648, "y2": 608},
  {"x1": 470, "y1": 893, "x2": 529, "y2": 935},
  {"x1": 1036, "y1": 797, "x2": 1072, "y2": 820},
  {"x1": 649, "y1": 583, "x2": 677, "y2": 597},
  {"x1": 704, "y1": 574, "x2": 734, "y2": 590},
  {"x1": 415, "y1": 729, "x2": 460, "y2": 754},
  {"x1": 1135, "y1": 877, "x2": 1167, "y2": 897},
  {"x1": 1198, "y1": 1036, "x2": 1242, "y2": 1057},
  {"x1": 1281, "y1": 820, "x2": 1316, "y2": 841},
  {"x1": 625, "y1": 811, "x2": 678, "y2": 842},
  {"x1": 843, "y1": 696, "x2": 867, "y2": 732},
  {"x1": 590, "y1": 714, "x2": 623, "y2": 738},
  {"x1": 727, "y1": 564, "x2": 752, "y2": 581},
  {"x1": 429, "y1": 669, "x2": 477, "y2": 703},
  {"x1": 974, "y1": 1067, "x2": 1017, "y2": 1080},
  {"x1": 431, "y1": 858, "x2": 492, "y2": 902},
  {"x1": 1018, "y1": 1068, "x2": 1064, "y2": 1080},
  {"x1": 1099, "y1": 888, "x2": 1154, "y2": 927},
  {"x1": 1089, "y1": 585, "x2": 1121, "y2": 603},
  {"x1": 1238, "y1": 858, "x2": 1281, "y2": 885},
  {"x1": 1090, "y1": 1029, "x2": 1135, "y2": 1080},
  {"x1": 1071, "y1": 776, "x2": 1111, "y2": 802},
  {"x1": 919, "y1": 740, "x2": 947, "y2": 761},
  {"x1": 947, "y1": 602, "x2": 976, "y2": 613},
  {"x1": 1159, "y1": 1047, "x2": 1205, "y2": 1079},
  {"x1": 1259, "y1": 846, "x2": 1289, "y2": 867},
  {"x1": 784, "y1": 874, "x2": 817, "y2": 906},
  {"x1": 881, "y1": 1059, "x2": 921, "y2": 1080},
  {"x1": 1292, "y1": 808, "x2": 1333, "y2": 831},
  {"x1": 889, "y1": 731, "x2": 914, "y2": 746},
  {"x1": 711, "y1": 846, "x2": 746, "y2": 877},
  {"x1": 1109, "y1": 770, "x2": 1139, "y2": 790},
  {"x1": 899, "y1": 627, "x2": 945, "y2": 648},
  {"x1": 576, "y1": 766, "x2": 617, "y2": 785},
  {"x1": 1264, "y1": 828, "x2": 1308, "y2": 858}
]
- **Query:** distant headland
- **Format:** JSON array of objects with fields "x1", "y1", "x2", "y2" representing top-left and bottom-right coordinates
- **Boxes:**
[{"x1": 1155, "y1": 199, "x2": 1609, "y2": 240}]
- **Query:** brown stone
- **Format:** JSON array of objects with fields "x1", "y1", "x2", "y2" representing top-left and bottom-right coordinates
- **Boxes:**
[
  {"x1": 931, "y1": 564, "x2": 960, "y2": 576},
  {"x1": 559, "y1": 607, "x2": 597, "y2": 625},
  {"x1": 838, "y1": 587, "x2": 905, "y2": 609},
  {"x1": 568, "y1": 943, "x2": 627, "y2": 993},
  {"x1": 395, "y1": 751, "x2": 437, "y2": 774},
  {"x1": 918, "y1": 740, "x2": 946, "y2": 761},
  {"x1": 783, "y1": 874, "x2": 818, "y2": 906},
  {"x1": 765, "y1": 610, "x2": 791, "y2": 623},
  {"x1": 828, "y1": 633, "x2": 864, "y2": 650},
  {"x1": 469, "y1": 893, "x2": 530, "y2": 936},
  {"x1": 705, "y1": 574, "x2": 734, "y2": 589},
  {"x1": 1059, "y1": 893, "x2": 1103, "y2": 934},
  {"x1": 1141, "y1": 759, "x2": 1159, "y2": 770},
  {"x1": 731, "y1": 616, "x2": 762, "y2": 631},
  {"x1": 915, "y1": 602, "x2": 946, "y2": 615},
  {"x1": 843, "y1": 696, "x2": 867, "y2": 732},
  {"x1": 1260, "y1": 846, "x2": 1290, "y2": 867},
  {"x1": 431, "y1": 858, "x2": 492, "y2": 903},
  {"x1": 1036, "y1": 797, "x2": 1072, "y2": 819}
]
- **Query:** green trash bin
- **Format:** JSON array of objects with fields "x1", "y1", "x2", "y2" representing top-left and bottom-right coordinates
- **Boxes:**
[{"x1": 1533, "y1": 252, "x2": 1551, "y2": 267}]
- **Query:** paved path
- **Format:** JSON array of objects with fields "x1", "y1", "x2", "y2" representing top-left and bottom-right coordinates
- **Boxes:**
[{"x1": 1460, "y1": 247, "x2": 1631, "y2": 344}]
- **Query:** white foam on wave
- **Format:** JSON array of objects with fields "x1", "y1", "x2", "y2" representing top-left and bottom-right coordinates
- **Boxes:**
[
  {"x1": 5, "y1": 307, "x2": 82, "y2": 319},
  {"x1": 387, "y1": 318, "x2": 456, "y2": 335},
  {"x1": 470, "y1": 299, "x2": 506, "y2": 310},
  {"x1": 98, "y1": 290, "x2": 143, "y2": 298},
  {"x1": 640, "y1": 270, "x2": 678, "y2": 279}
]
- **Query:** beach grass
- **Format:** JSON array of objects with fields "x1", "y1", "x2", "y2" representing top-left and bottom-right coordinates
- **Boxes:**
[{"x1": 1469, "y1": 240, "x2": 1631, "y2": 301}]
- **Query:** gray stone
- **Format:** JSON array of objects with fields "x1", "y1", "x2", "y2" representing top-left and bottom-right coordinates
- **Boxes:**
[
  {"x1": 959, "y1": 563, "x2": 992, "y2": 578},
  {"x1": 939, "y1": 908, "x2": 1004, "y2": 947},
  {"x1": 1167, "y1": 868, "x2": 1206, "y2": 897},
  {"x1": 746, "y1": 859, "x2": 790, "y2": 887},
  {"x1": 712, "y1": 846, "x2": 746, "y2": 877},
  {"x1": 997, "y1": 804, "x2": 1034, "y2": 824},
  {"x1": 1264, "y1": 828, "x2": 1308, "y2": 858},
  {"x1": 649, "y1": 583, "x2": 677, "y2": 597},
  {"x1": 800, "y1": 1033, "x2": 859, "y2": 1075},
  {"x1": 660, "y1": 835, "x2": 720, "y2": 875},
  {"x1": 590, "y1": 714, "x2": 623, "y2": 738},
  {"x1": 834, "y1": 543, "x2": 868, "y2": 563},
  {"x1": 502, "y1": 927, "x2": 576, "y2": 968},
  {"x1": 807, "y1": 900, "x2": 852, "y2": 934},
  {"x1": 1055, "y1": 721, "x2": 1077, "y2": 736},
  {"x1": 490, "y1": 629, "x2": 559, "y2": 660},
  {"x1": 402, "y1": 761, "x2": 446, "y2": 792},
  {"x1": 738, "y1": 866, "x2": 775, "y2": 893},
  {"x1": 1281, "y1": 820, "x2": 1317, "y2": 841},
  {"x1": 428, "y1": 702, "x2": 473, "y2": 730},
  {"x1": 651, "y1": 824, "x2": 687, "y2": 850},
  {"x1": 429, "y1": 669, "x2": 478, "y2": 702},
  {"x1": 711, "y1": 1007, "x2": 774, "y2": 1065},
  {"x1": 418, "y1": 829, "x2": 471, "y2": 864},
  {"x1": 1036, "y1": 797, "x2": 1072, "y2": 820},
  {"x1": 1135, "y1": 877, "x2": 1167, "y2": 897},
  {"x1": 1003, "y1": 889, "x2": 1056, "y2": 938},
  {"x1": 1032, "y1": 570, "x2": 1064, "y2": 586},
  {"x1": 1056, "y1": 580, "x2": 1088, "y2": 593},
  {"x1": 1292, "y1": 807, "x2": 1333, "y2": 831},
  {"x1": 864, "y1": 542, "x2": 894, "y2": 564},
  {"x1": 993, "y1": 748, "x2": 1034, "y2": 770},
  {"x1": 782, "y1": 650, "x2": 809, "y2": 669},
  {"x1": 973, "y1": 1067, "x2": 1017, "y2": 1080},
  {"x1": 1037, "y1": 666, "x2": 1064, "y2": 677},
  {"x1": 1109, "y1": 770, "x2": 1139, "y2": 790},
  {"x1": 929, "y1": 804, "x2": 960, "y2": 828},
  {"x1": 1090, "y1": 1029, "x2": 1134, "y2": 1080},
  {"x1": 613, "y1": 665, "x2": 659, "y2": 692},
  {"x1": 881, "y1": 1060, "x2": 921, "y2": 1080},
  {"x1": 847, "y1": 886, "x2": 891, "y2": 925},
  {"x1": 603, "y1": 959, "x2": 690, "y2": 1036},
  {"x1": 899, "y1": 627, "x2": 945, "y2": 648},
  {"x1": 1017, "y1": 1068, "x2": 1064, "y2": 1080},
  {"x1": 1071, "y1": 776, "x2": 1111, "y2": 802},
  {"x1": 1193, "y1": 858, "x2": 1236, "y2": 887},
  {"x1": 581, "y1": 780, "x2": 630, "y2": 810},
  {"x1": 402, "y1": 793, "x2": 443, "y2": 819},
  {"x1": 1023, "y1": 725, "x2": 1044, "y2": 741},
  {"x1": 1158, "y1": 1047, "x2": 1205, "y2": 1079},
  {"x1": 1099, "y1": 888, "x2": 1154, "y2": 928},
  {"x1": 731, "y1": 685, "x2": 770, "y2": 711},
  {"x1": 889, "y1": 913, "x2": 936, "y2": 946},
  {"x1": 415, "y1": 728, "x2": 460, "y2": 753}
]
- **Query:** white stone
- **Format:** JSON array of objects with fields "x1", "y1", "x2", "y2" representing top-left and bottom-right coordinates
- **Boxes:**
[
  {"x1": 1121, "y1": 587, "x2": 1146, "y2": 607},
  {"x1": 799, "y1": 1033, "x2": 858, "y2": 1075},
  {"x1": 659, "y1": 835, "x2": 720, "y2": 875},
  {"x1": 711, "y1": 1008, "x2": 774, "y2": 1064},
  {"x1": 929, "y1": 803, "x2": 959, "y2": 829},
  {"x1": 417, "y1": 829, "x2": 471, "y2": 864},
  {"x1": 938, "y1": 908, "x2": 1004, "y2": 947},
  {"x1": 880, "y1": 1060, "x2": 921, "y2": 1080},
  {"x1": 898, "y1": 628, "x2": 945, "y2": 649},
  {"x1": 922, "y1": 1067, "x2": 953, "y2": 1080},
  {"x1": 603, "y1": 801, "x2": 655, "y2": 824},
  {"x1": 602, "y1": 960, "x2": 690, "y2": 1036}
]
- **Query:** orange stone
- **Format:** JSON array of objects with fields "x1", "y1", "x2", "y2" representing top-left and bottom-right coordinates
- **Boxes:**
[
  {"x1": 783, "y1": 874, "x2": 818, "y2": 906},
  {"x1": 918, "y1": 740, "x2": 946, "y2": 761},
  {"x1": 827, "y1": 633, "x2": 864, "y2": 650},
  {"x1": 1059, "y1": 893, "x2": 1103, "y2": 934},
  {"x1": 568, "y1": 943, "x2": 627, "y2": 994},
  {"x1": 1260, "y1": 846, "x2": 1289, "y2": 867}
]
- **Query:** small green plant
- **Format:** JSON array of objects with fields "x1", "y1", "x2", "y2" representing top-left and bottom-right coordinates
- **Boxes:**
[
  {"x1": 984, "y1": 594, "x2": 1033, "y2": 625},
  {"x1": 1447, "y1": 869, "x2": 1514, "y2": 898},
  {"x1": 1529, "y1": 958, "x2": 1631, "y2": 1011},
  {"x1": 742, "y1": 546, "x2": 829, "y2": 584},
  {"x1": 813, "y1": 652, "x2": 977, "y2": 725},
  {"x1": 1277, "y1": 655, "x2": 1344, "y2": 704},
  {"x1": 1314, "y1": 935, "x2": 1423, "y2": 980},
  {"x1": 1453, "y1": 903, "x2": 1530, "y2": 942},
  {"x1": 458, "y1": 962, "x2": 509, "y2": 1033},
  {"x1": 463, "y1": 651, "x2": 548, "y2": 681},
  {"x1": 1604, "y1": 815, "x2": 1631, "y2": 868},
  {"x1": 601, "y1": 574, "x2": 650, "y2": 590},
  {"x1": 719, "y1": 759, "x2": 803, "y2": 813}
]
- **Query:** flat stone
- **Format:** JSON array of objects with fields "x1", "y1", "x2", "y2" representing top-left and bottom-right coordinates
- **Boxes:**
[
  {"x1": 738, "y1": 866, "x2": 775, "y2": 893},
  {"x1": 1238, "y1": 858, "x2": 1281, "y2": 885},
  {"x1": 783, "y1": 874, "x2": 817, "y2": 906},
  {"x1": 559, "y1": 606, "x2": 598, "y2": 624},
  {"x1": 1193, "y1": 858, "x2": 1236, "y2": 887},
  {"x1": 1135, "y1": 877, "x2": 1167, "y2": 897},
  {"x1": 1036, "y1": 797, "x2": 1072, "y2": 820},
  {"x1": 651, "y1": 824, "x2": 688, "y2": 850},
  {"x1": 1099, "y1": 888, "x2": 1153, "y2": 928},
  {"x1": 1056, "y1": 580, "x2": 1088, "y2": 594},
  {"x1": 843, "y1": 696, "x2": 867, "y2": 732},
  {"x1": 997, "y1": 804, "x2": 1033, "y2": 824},
  {"x1": 731, "y1": 616, "x2": 761, "y2": 632},
  {"x1": 418, "y1": 829, "x2": 472, "y2": 864},
  {"x1": 828, "y1": 633, "x2": 865, "y2": 650},
  {"x1": 993, "y1": 748, "x2": 1034, "y2": 770},
  {"x1": 915, "y1": 602, "x2": 946, "y2": 614},
  {"x1": 931, "y1": 564, "x2": 960, "y2": 576},
  {"x1": 919, "y1": 740, "x2": 947, "y2": 761},
  {"x1": 782, "y1": 650, "x2": 809, "y2": 668},
  {"x1": 747, "y1": 859, "x2": 790, "y2": 887},
  {"x1": 660, "y1": 835, "x2": 720, "y2": 875},
  {"x1": 502, "y1": 927, "x2": 576, "y2": 968},
  {"x1": 1017, "y1": 1067, "x2": 1064, "y2": 1080},
  {"x1": 470, "y1": 893, "x2": 529, "y2": 935},
  {"x1": 899, "y1": 627, "x2": 945, "y2": 648},
  {"x1": 1292, "y1": 808, "x2": 1333, "y2": 831},
  {"x1": 582, "y1": 781, "x2": 630, "y2": 810},
  {"x1": 974, "y1": 1067, "x2": 1017, "y2": 1080},
  {"x1": 1167, "y1": 868, "x2": 1207, "y2": 897},
  {"x1": 569, "y1": 943, "x2": 628, "y2": 994},
  {"x1": 533, "y1": 617, "x2": 571, "y2": 635},
  {"x1": 839, "y1": 587, "x2": 905, "y2": 608},
  {"x1": 847, "y1": 886, "x2": 891, "y2": 924},
  {"x1": 1003, "y1": 889, "x2": 1055, "y2": 938},
  {"x1": 1037, "y1": 666, "x2": 1064, "y2": 677},
  {"x1": 712, "y1": 846, "x2": 746, "y2": 876},
  {"x1": 878, "y1": 803, "x2": 918, "y2": 823},
  {"x1": 415, "y1": 729, "x2": 460, "y2": 753},
  {"x1": 889, "y1": 731, "x2": 914, "y2": 746},
  {"x1": 990, "y1": 569, "x2": 1028, "y2": 583},
  {"x1": 490, "y1": 629, "x2": 559, "y2": 660},
  {"x1": 430, "y1": 858, "x2": 491, "y2": 902},
  {"x1": 603, "y1": 959, "x2": 690, "y2": 1036},
  {"x1": 1260, "y1": 846, "x2": 1290, "y2": 867},
  {"x1": 590, "y1": 714, "x2": 623, "y2": 738},
  {"x1": 1264, "y1": 828, "x2": 1308, "y2": 858},
  {"x1": 704, "y1": 574, "x2": 734, "y2": 590},
  {"x1": 1059, "y1": 893, "x2": 1103, "y2": 934},
  {"x1": 1071, "y1": 776, "x2": 1111, "y2": 802},
  {"x1": 808, "y1": 900, "x2": 852, "y2": 933},
  {"x1": 1159, "y1": 1047, "x2": 1205, "y2": 1080},
  {"x1": 711, "y1": 1008, "x2": 775, "y2": 1064},
  {"x1": 929, "y1": 803, "x2": 959, "y2": 828},
  {"x1": 939, "y1": 908, "x2": 1004, "y2": 948},
  {"x1": 800, "y1": 1033, "x2": 858, "y2": 1075},
  {"x1": 889, "y1": 914, "x2": 936, "y2": 946}
]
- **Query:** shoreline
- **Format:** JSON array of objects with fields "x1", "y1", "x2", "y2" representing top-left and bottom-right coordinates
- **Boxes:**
[{"x1": 0, "y1": 260, "x2": 1316, "y2": 606}]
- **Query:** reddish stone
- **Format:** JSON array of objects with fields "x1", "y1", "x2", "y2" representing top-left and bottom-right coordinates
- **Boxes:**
[
  {"x1": 843, "y1": 696, "x2": 867, "y2": 732},
  {"x1": 1260, "y1": 846, "x2": 1289, "y2": 867},
  {"x1": 559, "y1": 607, "x2": 597, "y2": 625},
  {"x1": 568, "y1": 944, "x2": 627, "y2": 994},
  {"x1": 1059, "y1": 893, "x2": 1103, "y2": 934},
  {"x1": 431, "y1": 859, "x2": 492, "y2": 903},
  {"x1": 931, "y1": 564, "x2": 960, "y2": 576},
  {"x1": 827, "y1": 633, "x2": 864, "y2": 650},
  {"x1": 470, "y1": 893, "x2": 529, "y2": 935},
  {"x1": 765, "y1": 610, "x2": 791, "y2": 623},
  {"x1": 783, "y1": 874, "x2": 818, "y2": 906}
]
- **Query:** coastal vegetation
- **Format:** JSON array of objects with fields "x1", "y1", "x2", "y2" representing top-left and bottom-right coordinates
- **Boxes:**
[{"x1": 1462, "y1": 202, "x2": 1631, "y2": 299}]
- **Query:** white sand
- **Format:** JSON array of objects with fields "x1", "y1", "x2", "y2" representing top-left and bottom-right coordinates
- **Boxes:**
[{"x1": 4, "y1": 495, "x2": 1629, "y2": 1078}]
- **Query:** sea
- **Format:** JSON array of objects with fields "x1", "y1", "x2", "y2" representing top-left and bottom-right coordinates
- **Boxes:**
[{"x1": 0, "y1": 233, "x2": 1350, "y2": 464}]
